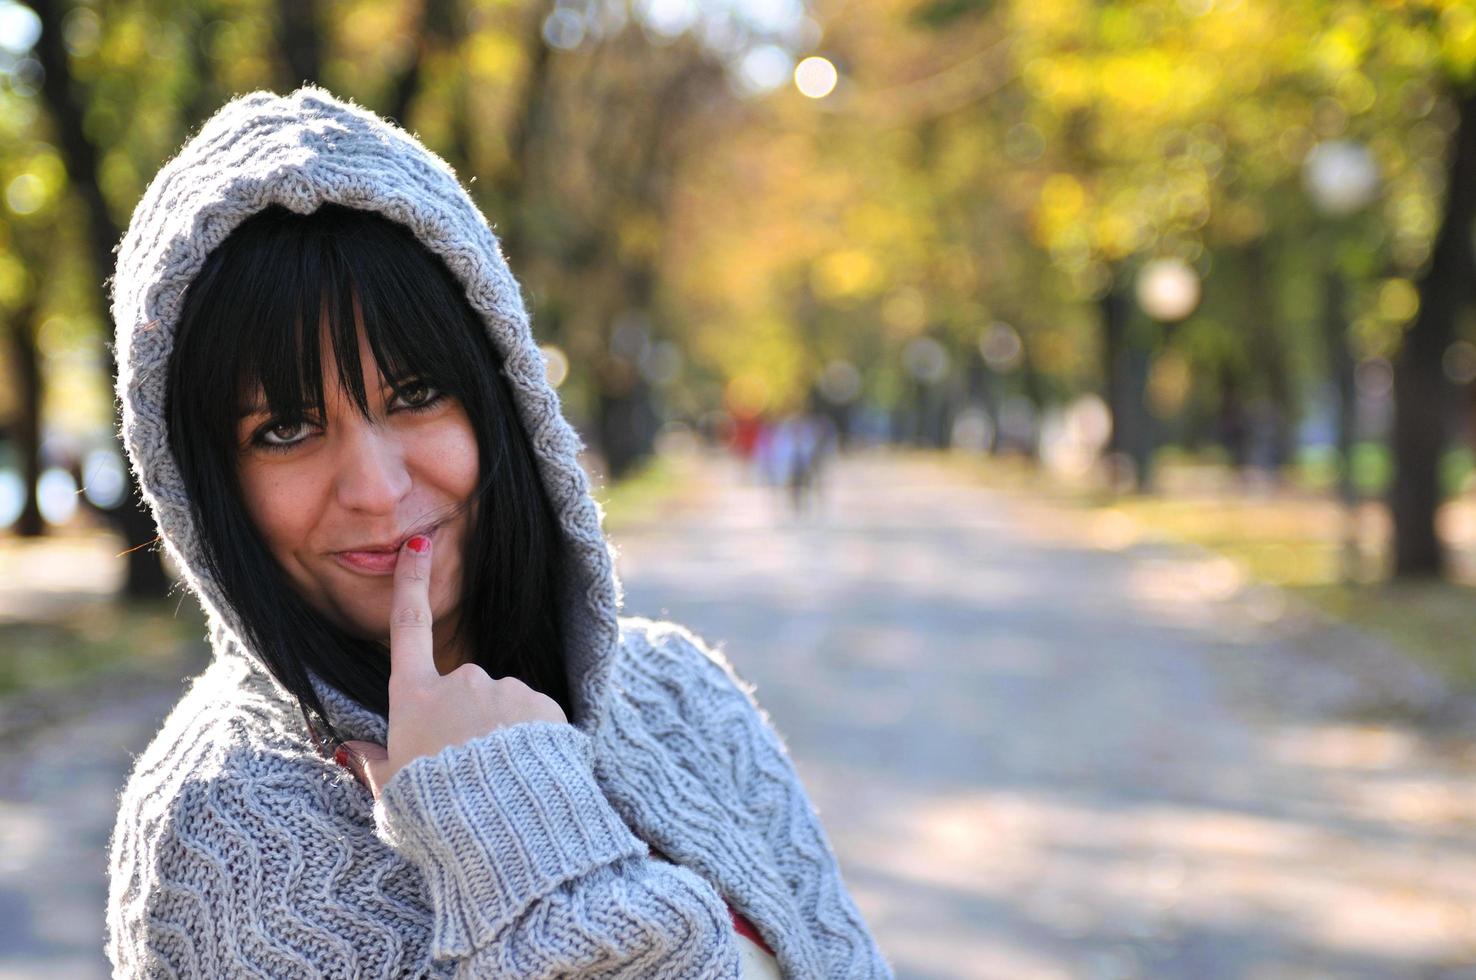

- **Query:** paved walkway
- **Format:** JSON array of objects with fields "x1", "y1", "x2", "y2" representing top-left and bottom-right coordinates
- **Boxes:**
[
  {"x1": 614, "y1": 451, "x2": 1476, "y2": 979},
  {"x1": 3, "y1": 450, "x2": 1476, "y2": 978}
]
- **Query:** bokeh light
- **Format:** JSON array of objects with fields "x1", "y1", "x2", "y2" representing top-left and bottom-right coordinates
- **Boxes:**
[
  {"x1": 0, "y1": 1, "x2": 40, "y2": 55},
  {"x1": 902, "y1": 337, "x2": 949, "y2": 384},
  {"x1": 542, "y1": 10, "x2": 585, "y2": 51},
  {"x1": 980, "y1": 321, "x2": 1024, "y2": 373},
  {"x1": 640, "y1": 341, "x2": 683, "y2": 386},
  {"x1": 1135, "y1": 258, "x2": 1201, "y2": 322},
  {"x1": 1303, "y1": 140, "x2": 1381, "y2": 217},
  {"x1": 794, "y1": 56, "x2": 837, "y2": 99},
  {"x1": 37, "y1": 467, "x2": 77, "y2": 526},
  {"x1": 5, "y1": 173, "x2": 43, "y2": 215},
  {"x1": 1444, "y1": 341, "x2": 1476, "y2": 385},
  {"x1": 540, "y1": 344, "x2": 570, "y2": 388},
  {"x1": 81, "y1": 449, "x2": 126, "y2": 510},
  {"x1": 0, "y1": 469, "x2": 21, "y2": 528},
  {"x1": 735, "y1": 44, "x2": 793, "y2": 95}
]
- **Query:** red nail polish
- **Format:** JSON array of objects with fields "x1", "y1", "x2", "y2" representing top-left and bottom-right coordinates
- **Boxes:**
[
  {"x1": 334, "y1": 745, "x2": 352, "y2": 768},
  {"x1": 407, "y1": 535, "x2": 430, "y2": 553}
]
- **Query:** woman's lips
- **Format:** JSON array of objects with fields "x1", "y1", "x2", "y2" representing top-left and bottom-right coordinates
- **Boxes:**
[{"x1": 332, "y1": 525, "x2": 438, "y2": 575}]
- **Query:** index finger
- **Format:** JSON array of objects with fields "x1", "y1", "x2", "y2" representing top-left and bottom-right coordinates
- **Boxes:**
[{"x1": 388, "y1": 534, "x2": 438, "y2": 686}]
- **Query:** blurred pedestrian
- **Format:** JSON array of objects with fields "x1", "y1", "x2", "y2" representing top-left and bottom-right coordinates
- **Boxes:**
[{"x1": 758, "y1": 411, "x2": 837, "y2": 515}]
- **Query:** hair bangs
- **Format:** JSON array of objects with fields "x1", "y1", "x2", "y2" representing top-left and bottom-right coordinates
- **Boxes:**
[
  {"x1": 234, "y1": 240, "x2": 336, "y2": 426},
  {"x1": 227, "y1": 207, "x2": 484, "y2": 433},
  {"x1": 343, "y1": 223, "x2": 482, "y2": 408}
]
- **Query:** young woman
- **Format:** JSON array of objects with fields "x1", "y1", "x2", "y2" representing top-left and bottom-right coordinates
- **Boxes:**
[{"x1": 105, "y1": 86, "x2": 891, "y2": 978}]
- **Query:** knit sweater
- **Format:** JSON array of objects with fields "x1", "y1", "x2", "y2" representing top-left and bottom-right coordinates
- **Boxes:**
[{"x1": 104, "y1": 86, "x2": 891, "y2": 978}]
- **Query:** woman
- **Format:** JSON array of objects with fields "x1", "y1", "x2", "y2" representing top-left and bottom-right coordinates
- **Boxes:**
[{"x1": 105, "y1": 86, "x2": 891, "y2": 978}]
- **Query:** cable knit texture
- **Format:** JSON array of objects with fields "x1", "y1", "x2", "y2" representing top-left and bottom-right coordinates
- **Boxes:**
[{"x1": 105, "y1": 86, "x2": 891, "y2": 978}]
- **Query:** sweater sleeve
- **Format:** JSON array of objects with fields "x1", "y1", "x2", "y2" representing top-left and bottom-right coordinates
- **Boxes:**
[
  {"x1": 107, "y1": 722, "x2": 743, "y2": 979},
  {"x1": 374, "y1": 720, "x2": 743, "y2": 979}
]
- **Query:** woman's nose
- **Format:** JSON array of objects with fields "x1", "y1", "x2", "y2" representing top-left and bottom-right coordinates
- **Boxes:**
[{"x1": 333, "y1": 418, "x2": 412, "y2": 514}]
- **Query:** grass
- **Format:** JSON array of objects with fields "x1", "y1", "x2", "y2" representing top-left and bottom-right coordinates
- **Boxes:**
[
  {"x1": 1300, "y1": 582, "x2": 1476, "y2": 692},
  {"x1": 595, "y1": 449, "x2": 707, "y2": 528},
  {"x1": 0, "y1": 600, "x2": 207, "y2": 698},
  {"x1": 947, "y1": 450, "x2": 1476, "y2": 696}
]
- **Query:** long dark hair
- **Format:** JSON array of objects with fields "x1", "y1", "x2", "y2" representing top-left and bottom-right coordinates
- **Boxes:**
[{"x1": 167, "y1": 203, "x2": 570, "y2": 743}]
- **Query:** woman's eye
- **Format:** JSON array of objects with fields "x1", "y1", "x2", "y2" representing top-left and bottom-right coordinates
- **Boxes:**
[
  {"x1": 392, "y1": 381, "x2": 442, "y2": 411},
  {"x1": 257, "y1": 420, "x2": 314, "y2": 448}
]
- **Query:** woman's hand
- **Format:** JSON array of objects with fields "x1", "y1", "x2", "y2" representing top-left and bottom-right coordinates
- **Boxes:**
[{"x1": 336, "y1": 534, "x2": 567, "y2": 799}]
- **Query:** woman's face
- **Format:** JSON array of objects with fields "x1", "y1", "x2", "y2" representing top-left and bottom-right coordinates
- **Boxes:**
[{"x1": 234, "y1": 316, "x2": 479, "y2": 672}]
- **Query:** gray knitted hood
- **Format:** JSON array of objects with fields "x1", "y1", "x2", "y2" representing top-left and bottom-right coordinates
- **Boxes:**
[{"x1": 110, "y1": 86, "x2": 624, "y2": 740}]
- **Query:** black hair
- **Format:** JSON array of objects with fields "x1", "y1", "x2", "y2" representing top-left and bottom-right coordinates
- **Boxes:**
[{"x1": 167, "y1": 203, "x2": 571, "y2": 746}]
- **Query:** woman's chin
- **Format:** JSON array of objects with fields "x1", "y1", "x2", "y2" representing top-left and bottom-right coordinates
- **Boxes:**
[
  {"x1": 306, "y1": 598, "x2": 391, "y2": 645},
  {"x1": 308, "y1": 583, "x2": 459, "y2": 646}
]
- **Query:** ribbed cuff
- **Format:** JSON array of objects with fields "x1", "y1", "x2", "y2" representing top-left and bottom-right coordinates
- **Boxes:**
[{"x1": 375, "y1": 721, "x2": 647, "y2": 960}]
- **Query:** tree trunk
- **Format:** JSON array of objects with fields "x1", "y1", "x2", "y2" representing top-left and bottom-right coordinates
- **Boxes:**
[
  {"x1": 1243, "y1": 239, "x2": 1296, "y2": 472},
  {"x1": 6, "y1": 302, "x2": 44, "y2": 537},
  {"x1": 1390, "y1": 88, "x2": 1476, "y2": 578},
  {"x1": 275, "y1": 0, "x2": 323, "y2": 88},
  {"x1": 179, "y1": 4, "x2": 223, "y2": 128},
  {"x1": 1321, "y1": 271, "x2": 1356, "y2": 506},
  {"x1": 1322, "y1": 269, "x2": 1363, "y2": 580},
  {"x1": 384, "y1": 0, "x2": 461, "y2": 130},
  {"x1": 594, "y1": 315, "x2": 656, "y2": 480},
  {"x1": 1099, "y1": 271, "x2": 1140, "y2": 486},
  {"x1": 493, "y1": 1, "x2": 557, "y2": 267},
  {"x1": 1016, "y1": 332, "x2": 1045, "y2": 461},
  {"x1": 965, "y1": 347, "x2": 1001, "y2": 454},
  {"x1": 27, "y1": 0, "x2": 170, "y2": 597},
  {"x1": 1218, "y1": 365, "x2": 1248, "y2": 469},
  {"x1": 1100, "y1": 272, "x2": 1153, "y2": 490},
  {"x1": 1124, "y1": 322, "x2": 1155, "y2": 492}
]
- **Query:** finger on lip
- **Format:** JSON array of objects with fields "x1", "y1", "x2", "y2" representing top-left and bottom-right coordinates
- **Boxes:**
[
  {"x1": 336, "y1": 525, "x2": 438, "y2": 556},
  {"x1": 403, "y1": 525, "x2": 437, "y2": 552}
]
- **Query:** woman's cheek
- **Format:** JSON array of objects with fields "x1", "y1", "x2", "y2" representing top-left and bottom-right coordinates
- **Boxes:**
[
  {"x1": 419, "y1": 409, "x2": 479, "y2": 500},
  {"x1": 238, "y1": 464, "x2": 321, "y2": 567}
]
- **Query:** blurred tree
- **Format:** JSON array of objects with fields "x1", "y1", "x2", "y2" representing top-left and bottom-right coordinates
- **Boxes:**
[
  {"x1": 686, "y1": 0, "x2": 1476, "y2": 578},
  {"x1": 510, "y1": 14, "x2": 735, "y2": 477},
  {"x1": 999, "y1": 0, "x2": 1327, "y2": 489},
  {"x1": 275, "y1": 0, "x2": 324, "y2": 87},
  {"x1": 1390, "y1": 87, "x2": 1476, "y2": 578},
  {"x1": 0, "y1": 102, "x2": 50, "y2": 537},
  {"x1": 22, "y1": 0, "x2": 171, "y2": 596},
  {"x1": 0, "y1": 281, "x2": 42, "y2": 537},
  {"x1": 11, "y1": 0, "x2": 1476, "y2": 584},
  {"x1": 1314, "y1": 1, "x2": 1476, "y2": 578}
]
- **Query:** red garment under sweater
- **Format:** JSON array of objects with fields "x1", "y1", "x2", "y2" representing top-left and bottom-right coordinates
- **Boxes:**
[{"x1": 646, "y1": 844, "x2": 775, "y2": 956}]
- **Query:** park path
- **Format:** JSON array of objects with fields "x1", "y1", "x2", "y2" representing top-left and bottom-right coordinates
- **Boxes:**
[
  {"x1": 3, "y1": 449, "x2": 1476, "y2": 978},
  {"x1": 613, "y1": 450, "x2": 1476, "y2": 980}
]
